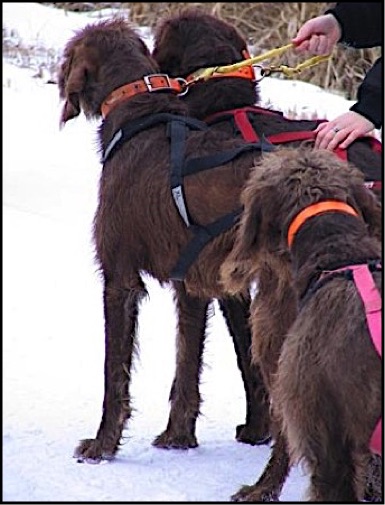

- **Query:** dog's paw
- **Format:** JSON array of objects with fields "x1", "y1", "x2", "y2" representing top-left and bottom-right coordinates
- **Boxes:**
[
  {"x1": 74, "y1": 438, "x2": 116, "y2": 463},
  {"x1": 236, "y1": 423, "x2": 272, "y2": 446},
  {"x1": 152, "y1": 430, "x2": 198, "y2": 449},
  {"x1": 231, "y1": 484, "x2": 279, "y2": 502}
]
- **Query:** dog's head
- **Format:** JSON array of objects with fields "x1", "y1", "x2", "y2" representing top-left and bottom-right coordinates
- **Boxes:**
[
  {"x1": 152, "y1": 8, "x2": 259, "y2": 117},
  {"x1": 221, "y1": 147, "x2": 382, "y2": 292},
  {"x1": 152, "y1": 8, "x2": 250, "y2": 78},
  {"x1": 58, "y1": 17, "x2": 158, "y2": 126}
]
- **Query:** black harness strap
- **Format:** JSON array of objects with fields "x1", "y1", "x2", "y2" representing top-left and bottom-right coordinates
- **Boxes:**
[
  {"x1": 103, "y1": 113, "x2": 207, "y2": 163},
  {"x1": 166, "y1": 121, "x2": 273, "y2": 279},
  {"x1": 103, "y1": 112, "x2": 272, "y2": 280},
  {"x1": 167, "y1": 119, "x2": 193, "y2": 227},
  {"x1": 170, "y1": 208, "x2": 243, "y2": 281},
  {"x1": 183, "y1": 138, "x2": 274, "y2": 177}
]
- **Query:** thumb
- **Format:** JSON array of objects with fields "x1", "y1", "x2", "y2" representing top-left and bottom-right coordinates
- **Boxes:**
[{"x1": 292, "y1": 25, "x2": 312, "y2": 45}]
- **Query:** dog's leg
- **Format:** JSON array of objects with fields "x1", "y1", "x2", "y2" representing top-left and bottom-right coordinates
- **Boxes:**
[
  {"x1": 152, "y1": 281, "x2": 208, "y2": 449},
  {"x1": 74, "y1": 274, "x2": 146, "y2": 462},
  {"x1": 304, "y1": 428, "x2": 369, "y2": 502},
  {"x1": 229, "y1": 266, "x2": 297, "y2": 501},
  {"x1": 231, "y1": 433, "x2": 290, "y2": 502},
  {"x1": 218, "y1": 295, "x2": 271, "y2": 445}
]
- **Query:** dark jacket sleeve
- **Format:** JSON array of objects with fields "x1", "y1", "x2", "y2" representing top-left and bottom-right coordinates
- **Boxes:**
[
  {"x1": 350, "y1": 57, "x2": 383, "y2": 129},
  {"x1": 326, "y1": 3, "x2": 383, "y2": 48},
  {"x1": 326, "y1": 3, "x2": 383, "y2": 128}
]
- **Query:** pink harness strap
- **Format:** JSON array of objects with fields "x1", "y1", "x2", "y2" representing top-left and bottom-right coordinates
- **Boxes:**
[
  {"x1": 323, "y1": 262, "x2": 382, "y2": 455},
  {"x1": 350, "y1": 264, "x2": 382, "y2": 357},
  {"x1": 370, "y1": 419, "x2": 382, "y2": 456},
  {"x1": 351, "y1": 264, "x2": 382, "y2": 455}
]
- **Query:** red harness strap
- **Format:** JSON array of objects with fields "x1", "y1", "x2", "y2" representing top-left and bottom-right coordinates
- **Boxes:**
[
  {"x1": 233, "y1": 110, "x2": 259, "y2": 142},
  {"x1": 233, "y1": 109, "x2": 340, "y2": 150},
  {"x1": 206, "y1": 107, "x2": 382, "y2": 191}
]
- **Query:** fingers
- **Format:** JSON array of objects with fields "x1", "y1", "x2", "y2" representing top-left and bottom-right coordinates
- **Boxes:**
[
  {"x1": 314, "y1": 123, "x2": 346, "y2": 150},
  {"x1": 308, "y1": 34, "x2": 332, "y2": 55},
  {"x1": 339, "y1": 131, "x2": 361, "y2": 150},
  {"x1": 294, "y1": 34, "x2": 332, "y2": 55},
  {"x1": 292, "y1": 38, "x2": 310, "y2": 52},
  {"x1": 293, "y1": 20, "x2": 315, "y2": 41},
  {"x1": 313, "y1": 113, "x2": 376, "y2": 150},
  {"x1": 292, "y1": 14, "x2": 340, "y2": 55}
]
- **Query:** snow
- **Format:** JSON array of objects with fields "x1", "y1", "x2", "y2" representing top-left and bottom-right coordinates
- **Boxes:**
[{"x1": 3, "y1": 3, "x2": 380, "y2": 503}]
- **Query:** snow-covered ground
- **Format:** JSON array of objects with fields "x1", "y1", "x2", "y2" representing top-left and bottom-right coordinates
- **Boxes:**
[{"x1": 3, "y1": 3, "x2": 381, "y2": 503}]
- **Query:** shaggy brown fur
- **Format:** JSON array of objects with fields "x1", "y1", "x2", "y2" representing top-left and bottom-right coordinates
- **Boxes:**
[
  {"x1": 152, "y1": 8, "x2": 383, "y2": 501},
  {"x1": 152, "y1": 8, "x2": 382, "y2": 203},
  {"x1": 58, "y1": 17, "x2": 274, "y2": 461},
  {"x1": 221, "y1": 147, "x2": 382, "y2": 502}
]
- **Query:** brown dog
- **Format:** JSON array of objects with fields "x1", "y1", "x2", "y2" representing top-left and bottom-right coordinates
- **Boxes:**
[
  {"x1": 58, "y1": 17, "x2": 275, "y2": 461},
  {"x1": 152, "y1": 7, "x2": 382, "y2": 202},
  {"x1": 153, "y1": 9, "x2": 383, "y2": 501},
  {"x1": 221, "y1": 147, "x2": 382, "y2": 502}
]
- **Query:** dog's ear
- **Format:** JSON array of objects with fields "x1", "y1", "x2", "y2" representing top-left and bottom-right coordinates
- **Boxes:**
[
  {"x1": 237, "y1": 185, "x2": 266, "y2": 256},
  {"x1": 351, "y1": 184, "x2": 382, "y2": 241},
  {"x1": 152, "y1": 20, "x2": 184, "y2": 76},
  {"x1": 220, "y1": 185, "x2": 266, "y2": 294},
  {"x1": 60, "y1": 63, "x2": 87, "y2": 126},
  {"x1": 58, "y1": 41, "x2": 95, "y2": 126}
]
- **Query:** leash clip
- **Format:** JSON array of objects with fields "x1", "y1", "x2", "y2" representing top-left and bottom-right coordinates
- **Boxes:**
[
  {"x1": 176, "y1": 77, "x2": 189, "y2": 96},
  {"x1": 252, "y1": 64, "x2": 272, "y2": 82}
]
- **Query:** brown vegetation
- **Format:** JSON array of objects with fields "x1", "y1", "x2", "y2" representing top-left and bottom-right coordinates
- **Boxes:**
[{"x1": 42, "y1": 2, "x2": 381, "y2": 100}]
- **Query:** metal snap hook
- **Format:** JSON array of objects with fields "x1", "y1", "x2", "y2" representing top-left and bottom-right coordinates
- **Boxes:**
[
  {"x1": 251, "y1": 64, "x2": 270, "y2": 82},
  {"x1": 176, "y1": 77, "x2": 189, "y2": 96}
]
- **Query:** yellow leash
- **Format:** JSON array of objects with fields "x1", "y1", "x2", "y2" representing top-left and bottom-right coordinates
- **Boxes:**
[{"x1": 188, "y1": 43, "x2": 331, "y2": 84}]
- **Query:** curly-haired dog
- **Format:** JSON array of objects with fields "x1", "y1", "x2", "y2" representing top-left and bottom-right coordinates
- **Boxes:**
[
  {"x1": 57, "y1": 17, "x2": 277, "y2": 461},
  {"x1": 152, "y1": 8, "x2": 382, "y2": 201},
  {"x1": 153, "y1": 8, "x2": 383, "y2": 500},
  {"x1": 221, "y1": 147, "x2": 382, "y2": 502}
]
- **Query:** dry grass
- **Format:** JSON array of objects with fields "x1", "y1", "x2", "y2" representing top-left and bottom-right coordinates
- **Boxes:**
[{"x1": 35, "y1": 3, "x2": 381, "y2": 99}]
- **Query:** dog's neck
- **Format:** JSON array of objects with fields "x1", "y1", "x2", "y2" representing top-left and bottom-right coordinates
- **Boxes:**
[
  {"x1": 101, "y1": 74, "x2": 185, "y2": 119},
  {"x1": 99, "y1": 75, "x2": 189, "y2": 145},
  {"x1": 181, "y1": 77, "x2": 258, "y2": 120},
  {"x1": 288, "y1": 209, "x2": 381, "y2": 298}
]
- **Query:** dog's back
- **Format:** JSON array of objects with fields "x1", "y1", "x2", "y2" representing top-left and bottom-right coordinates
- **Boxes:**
[
  {"x1": 152, "y1": 8, "x2": 382, "y2": 202},
  {"x1": 275, "y1": 258, "x2": 382, "y2": 501}
]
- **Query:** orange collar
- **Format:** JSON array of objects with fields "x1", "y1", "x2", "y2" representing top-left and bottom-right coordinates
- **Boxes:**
[
  {"x1": 185, "y1": 50, "x2": 254, "y2": 88},
  {"x1": 287, "y1": 200, "x2": 359, "y2": 248},
  {"x1": 101, "y1": 74, "x2": 185, "y2": 118},
  {"x1": 186, "y1": 65, "x2": 255, "y2": 86}
]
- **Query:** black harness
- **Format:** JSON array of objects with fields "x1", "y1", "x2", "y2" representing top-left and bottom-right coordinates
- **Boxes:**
[{"x1": 103, "y1": 113, "x2": 274, "y2": 280}]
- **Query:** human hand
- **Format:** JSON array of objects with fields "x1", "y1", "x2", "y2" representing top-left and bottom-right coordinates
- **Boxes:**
[
  {"x1": 313, "y1": 111, "x2": 375, "y2": 150},
  {"x1": 292, "y1": 14, "x2": 341, "y2": 55}
]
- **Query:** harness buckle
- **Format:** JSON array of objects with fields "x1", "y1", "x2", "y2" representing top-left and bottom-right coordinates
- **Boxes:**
[{"x1": 143, "y1": 73, "x2": 172, "y2": 92}]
